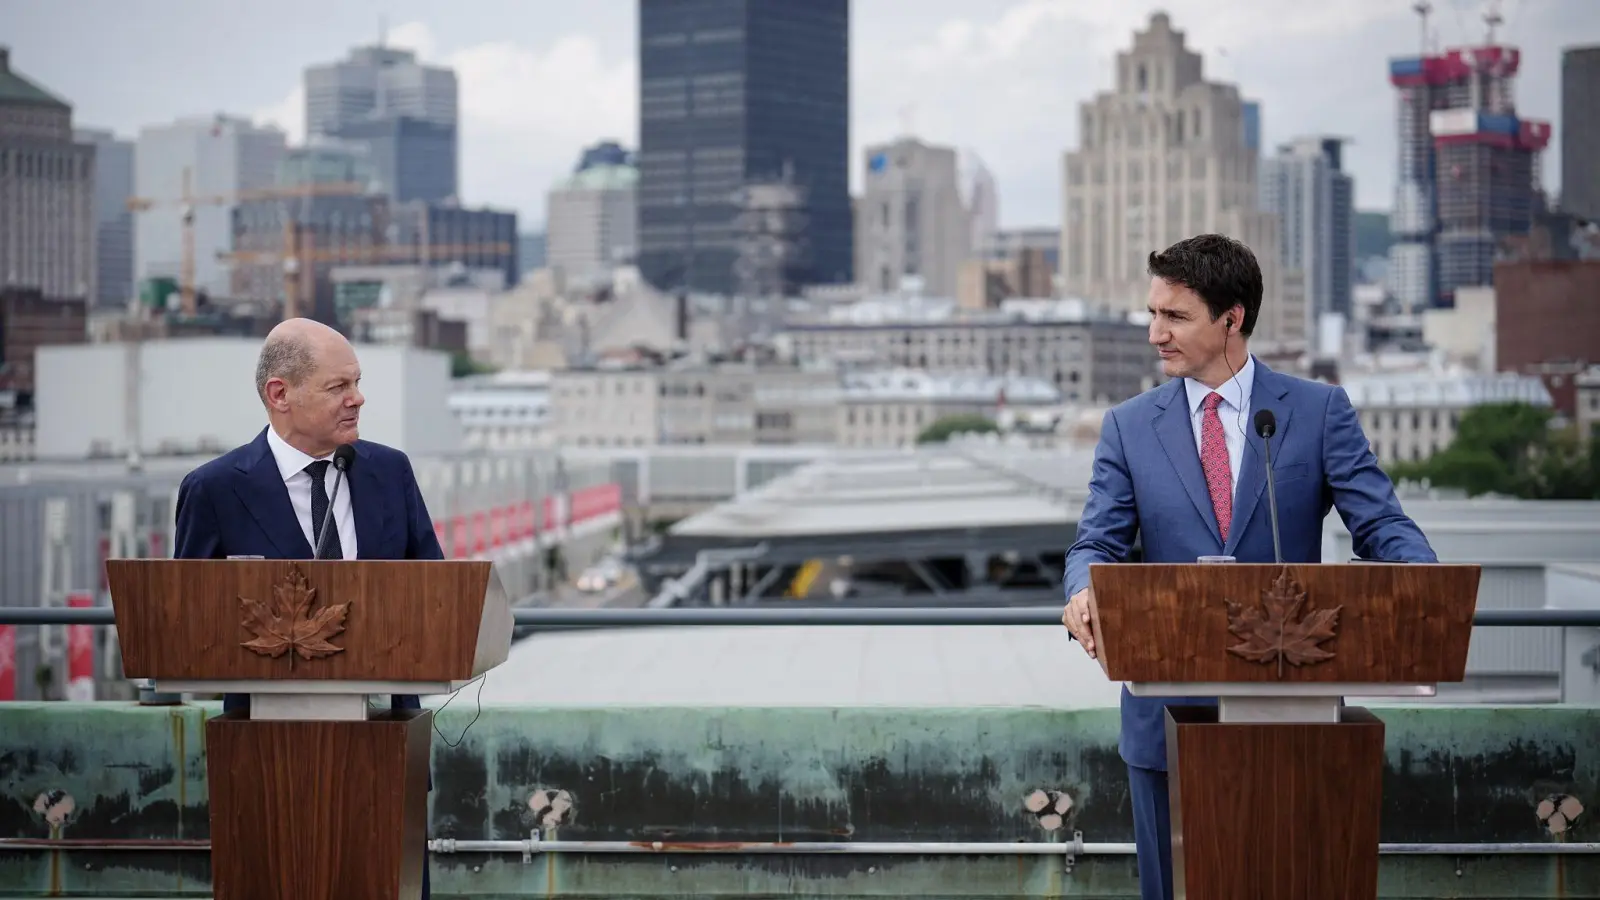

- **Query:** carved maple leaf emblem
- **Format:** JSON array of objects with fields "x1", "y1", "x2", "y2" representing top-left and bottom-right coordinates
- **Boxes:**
[
  {"x1": 239, "y1": 564, "x2": 349, "y2": 668},
  {"x1": 1224, "y1": 568, "x2": 1342, "y2": 677}
]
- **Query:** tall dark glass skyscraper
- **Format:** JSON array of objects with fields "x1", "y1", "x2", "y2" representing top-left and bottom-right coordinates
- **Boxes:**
[{"x1": 637, "y1": 0, "x2": 851, "y2": 297}]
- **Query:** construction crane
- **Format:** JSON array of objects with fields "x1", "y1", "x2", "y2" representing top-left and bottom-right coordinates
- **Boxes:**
[
  {"x1": 125, "y1": 173, "x2": 368, "y2": 317},
  {"x1": 219, "y1": 239, "x2": 517, "y2": 321}
]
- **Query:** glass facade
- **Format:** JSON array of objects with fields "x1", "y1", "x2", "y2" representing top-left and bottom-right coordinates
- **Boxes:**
[
  {"x1": 331, "y1": 117, "x2": 458, "y2": 205},
  {"x1": 637, "y1": 0, "x2": 852, "y2": 297}
]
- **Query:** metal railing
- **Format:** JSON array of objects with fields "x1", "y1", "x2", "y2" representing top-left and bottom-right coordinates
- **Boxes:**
[
  {"x1": 2, "y1": 605, "x2": 1598, "y2": 627},
  {"x1": 1, "y1": 835, "x2": 1595, "y2": 858}
]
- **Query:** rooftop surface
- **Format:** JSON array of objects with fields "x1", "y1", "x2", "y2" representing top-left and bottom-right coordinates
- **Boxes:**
[
  {"x1": 666, "y1": 440, "x2": 1600, "y2": 544},
  {"x1": 668, "y1": 449, "x2": 1088, "y2": 539},
  {"x1": 436, "y1": 623, "x2": 1121, "y2": 707}
]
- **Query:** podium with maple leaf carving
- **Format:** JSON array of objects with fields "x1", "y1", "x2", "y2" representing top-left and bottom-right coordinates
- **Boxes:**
[
  {"x1": 106, "y1": 558, "x2": 514, "y2": 900},
  {"x1": 1087, "y1": 562, "x2": 1479, "y2": 900}
]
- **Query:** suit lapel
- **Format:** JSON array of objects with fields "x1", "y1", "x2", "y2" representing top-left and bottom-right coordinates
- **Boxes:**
[
  {"x1": 232, "y1": 429, "x2": 314, "y2": 559},
  {"x1": 349, "y1": 442, "x2": 386, "y2": 560},
  {"x1": 1225, "y1": 363, "x2": 1294, "y2": 556},
  {"x1": 1152, "y1": 380, "x2": 1223, "y2": 546}
]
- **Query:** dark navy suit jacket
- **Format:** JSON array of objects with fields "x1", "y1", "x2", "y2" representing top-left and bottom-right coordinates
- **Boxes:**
[
  {"x1": 173, "y1": 426, "x2": 446, "y2": 713},
  {"x1": 1064, "y1": 360, "x2": 1437, "y2": 771}
]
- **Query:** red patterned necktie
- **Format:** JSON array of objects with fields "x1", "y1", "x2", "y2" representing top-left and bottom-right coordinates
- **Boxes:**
[{"x1": 1200, "y1": 392, "x2": 1232, "y2": 541}]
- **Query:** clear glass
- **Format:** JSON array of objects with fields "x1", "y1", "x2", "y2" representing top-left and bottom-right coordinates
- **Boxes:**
[{"x1": 1196, "y1": 555, "x2": 1237, "y2": 564}]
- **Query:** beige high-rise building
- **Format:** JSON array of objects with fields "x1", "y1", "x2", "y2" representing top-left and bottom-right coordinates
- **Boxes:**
[
  {"x1": 1060, "y1": 14, "x2": 1293, "y2": 345},
  {"x1": 546, "y1": 163, "x2": 637, "y2": 290},
  {"x1": 0, "y1": 48, "x2": 95, "y2": 301},
  {"x1": 857, "y1": 137, "x2": 971, "y2": 297}
]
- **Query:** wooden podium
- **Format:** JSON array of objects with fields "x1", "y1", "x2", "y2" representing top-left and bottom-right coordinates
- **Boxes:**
[
  {"x1": 1088, "y1": 562, "x2": 1480, "y2": 900},
  {"x1": 106, "y1": 559, "x2": 514, "y2": 900}
]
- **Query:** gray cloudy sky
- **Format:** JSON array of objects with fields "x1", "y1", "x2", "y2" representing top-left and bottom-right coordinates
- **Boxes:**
[{"x1": 3, "y1": 0, "x2": 1594, "y2": 229}]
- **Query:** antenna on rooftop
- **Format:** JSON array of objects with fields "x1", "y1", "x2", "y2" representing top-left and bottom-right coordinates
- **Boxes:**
[
  {"x1": 1483, "y1": 0, "x2": 1503, "y2": 45},
  {"x1": 1412, "y1": 1, "x2": 1433, "y2": 54}
]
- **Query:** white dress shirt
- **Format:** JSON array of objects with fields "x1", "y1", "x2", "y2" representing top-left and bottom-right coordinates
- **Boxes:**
[
  {"x1": 265, "y1": 426, "x2": 358, "y2": 559},
  {"x1": 1182, "y1": 353, "x2": 1255, "y2": 495}
]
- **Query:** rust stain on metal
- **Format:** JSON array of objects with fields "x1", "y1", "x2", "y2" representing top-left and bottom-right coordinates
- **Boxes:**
[
  {"x1": 0, "y1": 837, "x2": 212, "y2": 850},
  {"x1": 170, "y1": 709, "x2": 188, "y2": 815},
  {"x1": 628, "y1": 840, "x2": 798, "y2": 852}
]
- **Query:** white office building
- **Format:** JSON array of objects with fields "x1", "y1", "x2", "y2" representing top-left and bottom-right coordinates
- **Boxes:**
[
  {"x1": 545, "y1": 164, "x2": 637, "y2": 289},
  {"x1": 134, "y1": 115, "x2": 286, "y2": 297}
]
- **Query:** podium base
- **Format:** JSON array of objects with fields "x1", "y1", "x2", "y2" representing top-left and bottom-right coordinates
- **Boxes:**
[
  {"x1": 207, "y1": 708, "x2": 433, "y2": 900},
  {"x1": 1165, "y1": 705, "x2": 1384, "y2": 900}
]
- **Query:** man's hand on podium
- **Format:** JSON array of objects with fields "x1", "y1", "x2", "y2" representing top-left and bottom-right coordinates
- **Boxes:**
[{"x1": 1062, "y1": 587, "x2": 1096, "y2": 659}]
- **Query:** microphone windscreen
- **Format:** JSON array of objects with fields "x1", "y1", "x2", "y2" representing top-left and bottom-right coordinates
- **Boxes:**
[
  {"x1": 1253, "y1": 409, "x2": 1276, "y2": 439},
  {"x1": 333, "y1": 443, "x2": 356, "y2": 470}
]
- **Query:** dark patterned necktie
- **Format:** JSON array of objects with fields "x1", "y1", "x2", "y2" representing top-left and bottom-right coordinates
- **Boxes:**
[{"x1": 305, "y1": 460, "x2": 343, "y2": 559}]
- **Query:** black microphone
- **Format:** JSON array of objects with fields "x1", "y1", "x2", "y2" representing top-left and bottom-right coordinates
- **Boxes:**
[
  {"x1": 1254, "y1": 410, "x2": 1284, "y2": 565},
  {"x1": 313, "y1": 443, "x2": 356, "y2": 561}
]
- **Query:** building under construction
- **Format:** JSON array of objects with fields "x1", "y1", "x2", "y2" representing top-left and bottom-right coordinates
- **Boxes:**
[{"x1": 1388, "y1": 29, "x2": 1551, "y2": 310}]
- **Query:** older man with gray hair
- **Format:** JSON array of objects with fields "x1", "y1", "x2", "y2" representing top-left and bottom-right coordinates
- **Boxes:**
[{"x1": 173, "y1": 317, "x2": 444, "y2": 896}]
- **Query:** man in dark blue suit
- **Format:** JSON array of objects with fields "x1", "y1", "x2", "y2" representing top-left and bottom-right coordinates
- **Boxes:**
[
  {"x1": 174, "y1": 317, "x2": 442, "y2": 898},
  {"x1": 1062, "y1": 235, "x2": 1436, "y2": 900}
]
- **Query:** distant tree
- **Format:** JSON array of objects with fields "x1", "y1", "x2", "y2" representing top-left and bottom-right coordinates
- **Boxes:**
[
  {"x1": 1387, "y1": 402, "x2": 1598, "y2": 499},
  {"x1": 451, "y1": 352, "x2": 497, "y2": 378},
  {"x1": 916, "y1": 414, "x2": 998, "y2": 444}
]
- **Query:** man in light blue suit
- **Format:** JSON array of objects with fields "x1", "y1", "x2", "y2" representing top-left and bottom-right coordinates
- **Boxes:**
[{"x1": 1061, "y1": 234, "x2": 1436, "y2": 900}]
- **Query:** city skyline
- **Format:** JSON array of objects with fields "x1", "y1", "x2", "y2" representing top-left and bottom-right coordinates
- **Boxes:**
[{"x1": 1, "y1": 0, "x2": 1593, "y2": 230}]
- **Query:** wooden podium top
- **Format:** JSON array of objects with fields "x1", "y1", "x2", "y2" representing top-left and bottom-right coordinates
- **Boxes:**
[
  {"x1": 1086, "y1": 562, "x2": 1480, "y2": 685},
  {"x1": 107, "y1": 559, "x2": 513, "y2": 683}
]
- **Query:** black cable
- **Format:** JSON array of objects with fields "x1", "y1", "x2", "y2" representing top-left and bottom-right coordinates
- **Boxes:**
[{"x1": 431, "y1": 673, "x2": 486, "y2": 748}]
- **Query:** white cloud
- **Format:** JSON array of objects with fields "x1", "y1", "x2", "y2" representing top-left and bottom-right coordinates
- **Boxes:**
[
  {"x1": 252, "y1": 21, "x2": 636, "y2": 228},
  {"x1": 245, "y1": 1, "x2": 1580, "y2": 234},
  {"x1": 254, "y1": 83, "x2": 305, "y2": 146},
  {"x1": 854, "y1": 0, "x2": 1440, "y2": 224},
  {"x1": 447, "y1": 31, "x2": 636, "y2": 222},
  {"x1": 385, "y1": 21, "x2": 438, "y2": 59}
]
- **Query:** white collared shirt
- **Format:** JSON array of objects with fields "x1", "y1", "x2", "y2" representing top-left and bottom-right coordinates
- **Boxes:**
[
  {"x1": 265, "y1": 426, "x2": 358, "y2": 559},
  {"x1": 1183, "y1": 353, "x2": 1256, "y2": 494}
]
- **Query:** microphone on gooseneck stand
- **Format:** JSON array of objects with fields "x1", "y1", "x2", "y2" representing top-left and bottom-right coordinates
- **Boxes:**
[
  {"x1": 1254, "y1": 410, "x2": 1284, "y2": 565},
  {"x1": 313, "y1": 443, "x2": 357, "y2": 561}
]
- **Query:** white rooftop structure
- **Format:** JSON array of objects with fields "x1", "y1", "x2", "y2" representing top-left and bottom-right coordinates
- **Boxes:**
[
  {"x1": 994, "y1": 297, "x2": 1093, "y2": 321},
  {"x1": 670, "y1": 447, "x2": 1088, "y2": 539},
  {"x1": 825, "y1": 294, "x2": 958, "y2": 325},
  {"x1": 840, "y1": 369, "x2": 1060, "y2": 404},
  {"x1": 1340, "y1": 371, "x2": 1552, "y2": 408},
  {"x1": 32, "y1": 339, "x2": 462, "y2": 460}
]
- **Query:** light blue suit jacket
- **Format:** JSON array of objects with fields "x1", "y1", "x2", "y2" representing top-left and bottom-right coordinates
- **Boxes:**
[{"x1": 1064, "y1": 359, "x2": 1437, "y2": 771}]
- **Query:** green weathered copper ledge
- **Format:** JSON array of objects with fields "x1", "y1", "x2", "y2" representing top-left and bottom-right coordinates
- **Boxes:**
[{"x1": 0, "y1": 703, "x2": 1594, "y2": 898}]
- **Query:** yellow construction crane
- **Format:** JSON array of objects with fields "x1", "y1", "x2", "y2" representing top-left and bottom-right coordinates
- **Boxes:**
[
  {"x1": 125, "y1": 172, "x2": 367, "y2": 317},
  {"x1": 220, "y1": 239, "x2": 517, "y2": 321}
]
